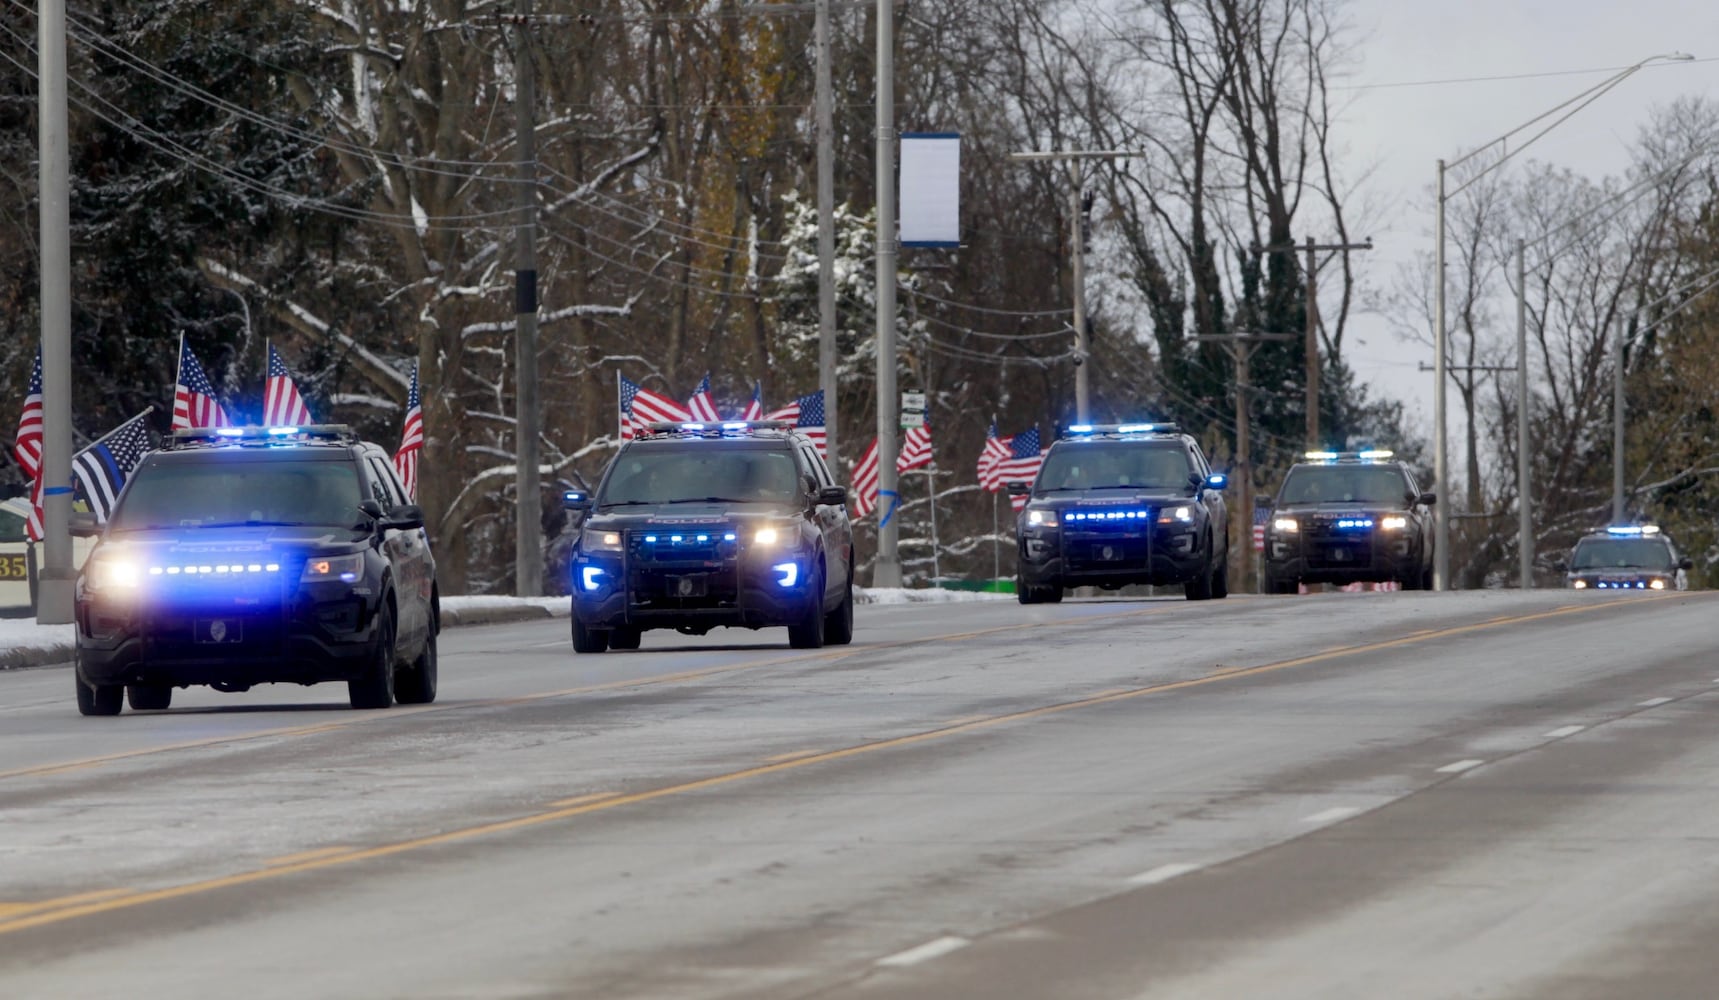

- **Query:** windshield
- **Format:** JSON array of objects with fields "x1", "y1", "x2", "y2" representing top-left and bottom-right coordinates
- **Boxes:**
[
  {"x1": 1279, "y1": 465, "x2": 1410, "y2": 505},
  {"x1": 109, "y1": 460, "x2": 364, "y2": 530},
  {"x1": 601, "y1": 447, "x2": 801, "y2": 505},
  {"x1": 1036, "y1": 444, "x2": 1192, "y2": 492},
  {"x1": 1571, "y1": 538, "x2": 1675, "y2": 571}
]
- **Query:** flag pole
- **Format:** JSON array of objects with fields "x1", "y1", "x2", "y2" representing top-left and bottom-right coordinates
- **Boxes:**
[
  {"x1": 80, "y1": 405, "x2": 155, "y2": 452},
  {"x1": 992, "y1": 490, "x2": 999, "y2": 584},
  {"x1": 174, "y1": 331, "x2": 185, "y2": 431},
  {"x1": 926, "y1": 465, "x2": 940, "y2": 585},
  {"x1": 616, "y1": 369, "x2": 623, "y2": 442}
]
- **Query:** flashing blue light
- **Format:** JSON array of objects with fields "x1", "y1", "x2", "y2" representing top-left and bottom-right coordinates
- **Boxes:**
[
  {"x1": 722, "y1": 421, "x2": 747, "y2": 430},
  {"x1": 724, "y1": 533, "x2": 737, "y2": 541},
  {"x1": 696, "y1": 534, "x2": 709, "y2": 542},
  {"x1": 563, "y1": 490, "x2": 584, "y2": 502},
  {"x1": 1605, "y1": 525, "x2": 1659, "y2": 536},
  {"x1": 1065, "y1": 508, "x2": 1151, "y2": 522},
  {"x1": 772, "y1": 562, "x2": 798, "y2": 587},
  {"x1": 581, "y1": 567, "x2": 605, "y2": 592},
  {"x1": 1068, "y1": 424, "x2": 1094, "y2": 433},
  {"x1": 215, "y1": 428, "x2": 245, "y2": 437},
  {"x1": 670, "y1": 535, "x2": 683, "y2": 542},
  {"x1": 1116, "y1": 423, "x2": 1156, "y2": 433},
  {"x1": 1304, "y1": 451, "x2": 1339, "y2": 462},
  {"x1": 680, "y1": 422, "x2": 706, "y2": 431},
  {"x1": 267, "y1": 426, "x2": 299, "y2": 436},
  {"x1": 1208, "y1": 474, "x2": 1228, "y2": 488},
  {"x1": 644, "y1": 535, "x2": 658, "y2": 543},
  {"x1": 1335, "y1": 518, "x2": 1374, "y2": 530},
  {"x1": 339, "y1": 572, "x2": 359, "y2": 583}
]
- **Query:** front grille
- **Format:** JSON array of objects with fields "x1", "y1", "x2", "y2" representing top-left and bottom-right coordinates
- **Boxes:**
[
  {"x1": 1304, "y1": 515, "x2": 1375, "y2": 569},
  {"x1": 1063, "y1": 508, "x2": 1153, "y2": 572},
  {"x1": 625, "y1": 527, "x2": 742, "y2": 610}
]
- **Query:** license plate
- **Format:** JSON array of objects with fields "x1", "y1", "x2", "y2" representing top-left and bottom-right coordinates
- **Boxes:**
[
  {"x1": 195, "y1": 619, "x2": 243, "y2": 644},
  {"x1": 1328, "y1": 547, "x2": 1353, "y2": 562},
  {"x1": 0, "y1": 554, "x2": 26, "y2": 580},
  {"x1": 667, "y1": 574, "x2": 707, "y2": 598},
  {"x1": 1092, "y1": 544, "x2": 1123, "y2": 561}
]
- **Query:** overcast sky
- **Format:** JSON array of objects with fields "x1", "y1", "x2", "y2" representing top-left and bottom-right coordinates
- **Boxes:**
[{"x1": 1331, "y1": 0, "x2": 1717, "y2": 442}]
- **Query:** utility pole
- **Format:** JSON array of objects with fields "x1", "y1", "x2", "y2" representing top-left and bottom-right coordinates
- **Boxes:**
[
  {"x1": 510, "y1": 0, "x2": 542, "y2": 596},
  {"x1": 1190, "y1": 332, "x2": 1294, "y2": 594},
  {"x1": 1255, "y1": 236, "x2": 1372, "y2": 449},
  {"x1": 1008, "y1": 150, "x2": 1140, "y2": 425},
  {"x1": 872, "y1": 0, "x2": 901, "y2": 588},
  {"x1": 36, "y1": 0, "x2": 73, "y2": 623},
  {"x1": 1516, "y1": 238, "x2": 1532, "y2": 588},
  {"x1": 815, "y1": 0, "x2": 838, "y2": 478},
  {"x1": 1613, "y1": 316, "x2": 1626, "y2": 523}
]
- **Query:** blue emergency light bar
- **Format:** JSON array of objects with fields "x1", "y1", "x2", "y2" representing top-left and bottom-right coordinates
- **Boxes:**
[
  {"x1": 1063, "y1": 423, "x2": 1182, "y2": 438},
  {"x1": 1604, "y1": 524, "x2": 1661, "y2": 536},
  {"x1": 642, "y1": 420, "x2": 792, "y2": 438},
  {"x1": 1304, "y1": 449, "x2": 1394, "y2": 463},
  {"x1": 168, "y1": 425, "x2": 358, "y2": 449}
]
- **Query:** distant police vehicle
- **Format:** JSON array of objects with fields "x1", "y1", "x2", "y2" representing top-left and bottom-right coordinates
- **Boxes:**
[
  {"x1": 1563, "y1": 524, "x2": 1691, "y2": 591},
  {"x1": 1263, "y1": 450, "x2": 1435, "y2": 593},
  {"x1": 1007, "y1": 423, "x2": 1230, "y2": 603},
  {"x1": 565, "y1": 420, "x2": 854, "y2": 652},
  {"x1": 73, "y1": 426, "x2": 439, "y2": 716}
]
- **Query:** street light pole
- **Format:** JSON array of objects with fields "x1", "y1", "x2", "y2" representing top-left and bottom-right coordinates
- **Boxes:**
[
  {"x1": 1517, "y1": 238, "x2": 1532, "y2": 588},
  {"x1": 1613, "y1": 316, "x2": 1626, "y2": 522},
  {"x1": 872, "y1": 0, "x2": 901, "y2": 588},
  {"x1": 36, "y1": 0, "x2": 73, "y2": 624},
  {"x1": 815, "y1": 0, "x2": 838, "y2": 477},
  {"x1": 511, "y1": 0, "x2": 542, "y2": 597}
]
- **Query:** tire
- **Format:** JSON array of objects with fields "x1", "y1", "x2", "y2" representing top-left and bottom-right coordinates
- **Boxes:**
[
  {"x1": 571, "y1": 613, "x2": 609, "y2": 654},
  {"x1": 1421, "y1": 563, "x2": 1435, "y2": 591},
  {"x1": 1211, "y1": 558, "x2": 1230, "y2": 600},
  {"x1": 787, "y1": 566, "x2": 826, "y2": 649},
  {"x1": 1264, "y1": 572, "x2": 1297, "y2": 595},
  {"x1": 348, "y1": 604, "x2": 397, "y2": 710},
  {"x1": 1185, "y1": 537, "x2": 1214, "y2": 601},
  {"x1": 395, "y1": 627, "x2": 438, "y2": 705},
  {"x1": 75, "y1": 666, "x2": 123, "y2": 717},
  {"x1": 126, "y1": 683, "x2": 172, "y2": 711},
  {"x1": 609, "y1": 626, "x2": 642, "y2": 651},
  {"x1": 824, "y1": 571, "x2": 854, "y2": 645},
  {"x1": 1017, "y1": 576, "x2": 1060, "y2": 604}
]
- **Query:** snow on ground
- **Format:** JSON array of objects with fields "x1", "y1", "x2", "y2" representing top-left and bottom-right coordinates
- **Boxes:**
[
  {"x1": 441, "y1": 595, "x2": 570, "y2": 617},
  {"x1": 855, "y1": 587, "x2": 1011, "y2": 605}
]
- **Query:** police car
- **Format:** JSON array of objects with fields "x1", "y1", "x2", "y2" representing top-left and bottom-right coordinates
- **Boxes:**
[
  {"x1": 1262, "y1": 450, "x2": 1435, "y2": 593},
  {"x1": 72, "y1": 425, "x2": 439, "y2": 715},
  {"x1": 1563, "y1": 524, "x2": 1691, "y2": 591},
  {"x1": 565, "y1": 420, "x2": 854, "y2": 651},
  {"x1": 1007, "y1": 423, "x2": 1230, "y2": 603}
]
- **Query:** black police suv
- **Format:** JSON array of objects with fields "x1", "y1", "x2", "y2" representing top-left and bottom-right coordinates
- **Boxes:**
[
  {"x1": 1007, "y1": 423, "x2": 1230, "y2": 603},
  {"x1": 1562, "y1": 525, "x2": 1691, "y2": 591},
  {"x1": 1261, "y1": 451, "x2": 1435, "y2": 593},
  {"x1": 565, "y1": 420, "x2": 854, "y2": 652},
  {"x1": 73, "y1": 426, "x2": 439, "y2": 715}
]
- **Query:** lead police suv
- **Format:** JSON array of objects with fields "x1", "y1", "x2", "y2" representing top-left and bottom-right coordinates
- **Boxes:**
[
  {"x1": 74, "y1": 426, "x2": 439, "y2": 715},
  {"x1": 565, "y1": 420, "x2": 855, "y2": 652},
  {"x1": 1008, "y1": 423, "x2": 1231, "y2": 603}
]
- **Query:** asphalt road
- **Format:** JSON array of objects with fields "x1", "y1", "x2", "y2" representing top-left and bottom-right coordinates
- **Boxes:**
[{"x1": 3, "y1": 589, "x2": 1719, "y2": 999}]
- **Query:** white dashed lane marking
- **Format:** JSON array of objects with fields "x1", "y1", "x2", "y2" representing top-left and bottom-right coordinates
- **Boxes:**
[
  {"x1": 1302, "y1": 806, "x2": 1362, "y2": 825},
  {"x1": 1436, "y1": 759, "x2": 1485, "y2": 774},
  {"x1": 1544, "y1": 725, "x2": 1585, "y2": 739},
  {"x1": 876, "y1": 936, "x2": 971, "y2": 967},
  {"x1": 1638, "y1": 697, "x2": 1674, "y2": 708},
  {"x1": 1126, "y1": 862, "x2": 1202, "y2": 886}
]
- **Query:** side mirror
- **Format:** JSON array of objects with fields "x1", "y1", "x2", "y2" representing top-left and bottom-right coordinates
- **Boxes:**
[
  {"x1": 1205, "y1": 473, "x2": 1229, "y2": 491},
  {"x1": 818, "y1": 485, "x2": 848, "y2": 506},
  {"x1": 1418, "y1": 491, "x2": 1437, "y2": 507},
  {"x1": 358, "y1": 499, "x2": 386, "y2": 521},
  {"x1": 69, "y1": 511, "x2": 100, "y2": 538},
  {"x1": 1005, "y1": 481, "x2": 1030, "y2": 497},
  {"x1": 561, "y1": 489, "x2": 592, "y2": 512},
  {"x1": 1680, "y1": 557, "x2": 1694, "y2": 571},
  {"x1": 379, "y1": 503, "x2": 425, "y2": 531}
]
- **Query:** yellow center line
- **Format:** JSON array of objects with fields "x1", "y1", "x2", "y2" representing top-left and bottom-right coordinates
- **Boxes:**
[
  {"x1": 0, "y1": 596, "x2": 1636, "y2": 938},
  {"x1": 546, "y1": 792, "x2": 621, "y2": 808},
  {"x1": 764, "y1": 749, "x2": 828, "y2": 763},
  {"x1": 0, "y1": 888, "x2": 134, "y2": 919},
  {"x1": 263, "y1": 847, "x2": 356, "y2": 868}
]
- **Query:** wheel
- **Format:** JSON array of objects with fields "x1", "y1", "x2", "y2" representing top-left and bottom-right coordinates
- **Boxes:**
[
  {"x1": 126, "y1": 683, "x2": 172, "y2": 711},
  {"x1": 787, "y1": 566, "x2": 826, "y2": 649},
  {"x1": 824, "y1": 571, "x2": 854, "y2": 645},
  {"x1": 75, "y1": 665, "x2": 123, "y2": 717},
  {"x1": 608, "y1": 626, "x2": 642, "y2": 650},
  {"x1": 1211, "y1": 557, "x2": 1229, "y2": 599},
  {"x1": 1421, "y1": 563, "x2": 1434, "y2": 591},
  {"x1": 571, "y1": 613, "x2": 609, "y2": 654},
  {"x1": 348, "y1": 604, "x2": 397, "y2": 710},
  {"x1": 1264, "y1": 572, "x2": 1297, "y2": 595},
  {"x1": 395, "y1": 627, "x2": 438, "y2": 704},
  {"x1": 1185, "y1": 537, "x2": 1214, "y2": 601},
  {"x1": 1016, "y1": 575, "x2": 1060, "y2": 604}
]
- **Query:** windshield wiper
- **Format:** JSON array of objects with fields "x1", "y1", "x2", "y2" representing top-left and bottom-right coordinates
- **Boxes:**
[
  {"x1": 190, "y1": 519, "x2": 311, "y2": 528},
  {"x1": 663, "y1": 496, "x2": 759, "y2": 504}
]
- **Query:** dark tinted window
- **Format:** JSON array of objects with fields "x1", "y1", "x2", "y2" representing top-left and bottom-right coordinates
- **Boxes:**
[
  {"x1": 1279, "y1": 465, "x2": 1411, "y2": 505},
  {"x1": 1037, "y1": 444, "x2": 1192, "y2": 491},
  {"x1": 601, "y1": 446, "x2": 801, "y2": 504},
  {"x1": 110, "y1": 460, "x2": 364, "y2": 529},
  {"x1": 1571, "y1": 538, "x2": 1675, "y2": 571}
]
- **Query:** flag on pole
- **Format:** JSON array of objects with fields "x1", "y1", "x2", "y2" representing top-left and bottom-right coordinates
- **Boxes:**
[
  {"x1": 73, "y1": 410, "x2": 154, "y2": 520},
  {"x1": 172, "y1": 336, "x2": 231, "y2": 431},
  {"x1": 851, "y1": 437, "x2": 880, "y2": 518},
  {"x1": 619, "y1": 374, "x2": 690, "y2": 440},
  {"x1": 898, "y1": 423, "x2": 933, "y2": 473},
  {"x1": 12, "y1": 349, "x2": 42, "y2": 540},
  {"x1": 263, "y1": 343, "x2": 315, "y2": 427},
  {"x1": 766, "y1": 390, "x2": 826, "y2": 457},
  {"x1": 741, "y1": 382, "x2": 764, "y2": 421},
  {"x1": 996, "y1": 427, "x2": 1044, "y2": 510},
  {"x1": 977, "y1": 420, "x2": 1009, "y2": 492},
  {"x1": 687, "y1": 373, "x2": 721, "y2": 422},
  {"x1": 394, "y1": 360, "x2": 424, "y2": 502}
]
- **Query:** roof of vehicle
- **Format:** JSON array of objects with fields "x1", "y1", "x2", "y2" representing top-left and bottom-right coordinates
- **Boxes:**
[
  {"x1": 160, "y1": 425, "x2": 362, "y2": 451},
  {"x1": 628, "y1": 420, "x2": 810, "y2": 447}
]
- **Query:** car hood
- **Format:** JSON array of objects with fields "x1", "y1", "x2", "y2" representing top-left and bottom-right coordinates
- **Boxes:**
[
  {"x1": 585, "y1": 502, "x2": 801, "y2": 529},
  {"x1": 1029, "y1": 490, "x2": 1197, "y2": 507},
  {"x1": 93, "y1": 525, "x2": 370, "y2": 560}
]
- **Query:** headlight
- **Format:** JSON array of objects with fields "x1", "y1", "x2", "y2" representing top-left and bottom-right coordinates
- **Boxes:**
[
  {"x1": 1156, "y1": 506, "x2": 1195, "y2": 524},
  {"x1": 581, "y1": 527, "x2": 623, "y2": 552},
  {"x1": 300, "y1": 553, "x2": 365, "y2": 584},
  {"x1": 1273, "y1": 517, "x2": 1299, "y2": 534},
  {"x1": 1380, "y1": 515, "x2": 1409, "y2": 531},
  {"x1": 1572, "y1": 579, "x2": 1588, "y2": 589},
  {"x1": 87, "y1": 557, "x2": 141, "y2": 590},
  {"x1": 1650, "y1": 578, "x2": 1668, "y2": 590},
  {"x1": 1026, "y1": 508, "x2": 1058, "y2": 527}
]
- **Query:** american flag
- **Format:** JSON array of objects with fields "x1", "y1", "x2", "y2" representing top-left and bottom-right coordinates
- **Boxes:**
[
  {"x1": 172, "y1": 338, "x2": 231, "y2": 431},
  {"x1": 976, "y1": 420, "x2": 1009, "y2": 492},
  {"x1": 264, "y1": 343, "x2": 315, "y2": 427},
  {"x1": 898, "y1": 423, "x2": 932, "y2": 473},
  {"x1": 996, "y1": 427, "x2": 1043, "y2": 511},
  {"x1": 13, "y1": 349, "x2": 42, "y2": 540},
  {"x1": 619, "y1": 374, "x2": 690, "y2": 440},
  {"x1": 73, "y1": 410, "x2": 153, "y2": 520},
  {"x1": 393, "y1": 360, "x2": 424, "y2": 501},
  {"x1": 766, "y1": 390, "x2": 826, "y2": 457},
  {"x1": 741, "y1": 382, "x2": 764, "y2": 421},
  {"x1": 1253, "y1": 502, "x2": 1269, "y2": 553},
  {"x1": 851, "y1": 436, "x2": 879, "y2": 518},
  {"x1": 687, "y1": 372, "x2": 720, "y2": 422}
]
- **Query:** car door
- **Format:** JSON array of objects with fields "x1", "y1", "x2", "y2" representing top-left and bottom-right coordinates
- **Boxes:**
[
  {"x1": 364, "y1": 454, "x2": 431, "y2": 648},
  {"x1": 1189, "y1": 443, "x2": 1228, "y2": 554},
  {"x1": 799, "y1": 442, "x2": 851, "y2": 596}
]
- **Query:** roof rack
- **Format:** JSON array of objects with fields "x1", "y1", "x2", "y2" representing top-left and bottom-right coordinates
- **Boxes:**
[
  {"x1": 1061, "y1": 422, "x2": 1182, "y2": 438},
  {"x1": 640, "y1": 420, "x2": 794, "y2": 439},
  {"x1": 1302, "y1": 449, "x2": 1395, "y2": 463},
  {"x1": 165, "y1": 424, "x2": 358, "y2": 449}
]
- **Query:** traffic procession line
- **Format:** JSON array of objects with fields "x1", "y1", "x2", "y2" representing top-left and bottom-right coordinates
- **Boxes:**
[{"x1": 0, "y1": 597, "x2": 1658, "y2": 938}]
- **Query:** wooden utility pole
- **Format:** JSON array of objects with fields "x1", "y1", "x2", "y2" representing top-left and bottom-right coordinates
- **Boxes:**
[
  {"x1": 1256, "y1": 238, "x2": 1372, "y2": 450},
  {"x1": 1190, "y1": 332, "x2": 1294, "y2": 593}
]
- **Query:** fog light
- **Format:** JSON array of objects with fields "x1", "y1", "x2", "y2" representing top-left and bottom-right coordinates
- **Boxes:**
[
  {"x1": 581, "y1": 566, "x2": 605, "y2": 592},
  {"x1": 1572, "y1": 579, "x2": 1587, "y2": 589},
  {"x1": 1650, "y1": 578, "x2": 1667, "y2": 590},
  {"x1": 773, "y1": 562, "x2": 798, "y2": 587}
]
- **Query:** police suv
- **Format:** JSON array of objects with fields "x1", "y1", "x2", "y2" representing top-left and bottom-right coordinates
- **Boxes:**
[
  {"x1": 73, "y1": 425, "x2": 439, "y2": 715},
  {"x1": 1261, "y1": 450, "x2": 1435, "y2": 593},
  {"x1": 1007, "y1": 423, "x2": 1231, "y2": 603},
  {"x1": 565, "y1": 420, "x2": 854, "y2": 652},
  {"x1": 1562, "y1": 524, "x2": 1691, "y2": 591}
]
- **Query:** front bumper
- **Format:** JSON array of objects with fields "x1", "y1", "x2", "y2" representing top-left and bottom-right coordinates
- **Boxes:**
[
  {"x1": 1017, "y1": 522, "x2": 1205, "y2": 587},
  {"x1": 1265, "y1": 529, "x2": 1421, "y2": 584},
  {"x1": 571, "y1": 544, "x2": 816, "y2": 630}
]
